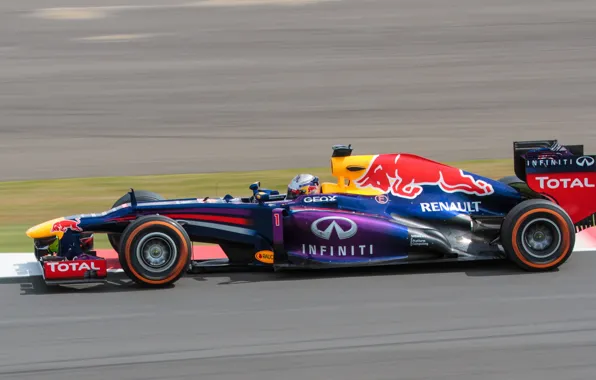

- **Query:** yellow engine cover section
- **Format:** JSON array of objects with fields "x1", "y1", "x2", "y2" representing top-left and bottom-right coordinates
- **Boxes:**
[{"x1": 321, "y1": 154, "x2": 385, "y2": 196}]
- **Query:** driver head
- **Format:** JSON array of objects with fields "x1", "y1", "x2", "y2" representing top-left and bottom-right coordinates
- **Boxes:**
[{"x1": 287, "y1": 174, "x2": 320, "y2": 199}]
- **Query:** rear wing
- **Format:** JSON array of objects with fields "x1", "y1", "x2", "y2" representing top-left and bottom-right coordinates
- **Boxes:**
[
  {"x1": 513, "y1": 140, "x2": 584, "y2": 181},
  {"x1": 513, "y1": 140, "x2": 596, "y2": 227}
]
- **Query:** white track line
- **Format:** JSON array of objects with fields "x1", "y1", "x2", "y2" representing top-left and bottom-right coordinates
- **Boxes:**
[
  {"x1": 74, "y1": 33, "x2": 164, "y2": 42},
  {"x1": 29, "y1": 0, "x2": 337, "y2": 20},
  {"x1": 0, "y1": 253, "x2": 41, "y2": 278},
  {"x1": 1, "y1": 248, "x2": 593, "y2": 280}
]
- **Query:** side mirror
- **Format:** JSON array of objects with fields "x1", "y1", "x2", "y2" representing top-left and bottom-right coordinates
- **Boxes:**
[
  {"x1": 249, "y1": 181, "x2": 260, "y2": 192},
  {"x1": 254, "y1": 192, "x2": 270, "y2": 203}
]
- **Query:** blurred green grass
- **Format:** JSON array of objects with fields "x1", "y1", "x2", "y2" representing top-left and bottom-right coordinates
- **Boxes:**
[{"x1": 0, "y1": 159, "x2": 513, "y2": 252}]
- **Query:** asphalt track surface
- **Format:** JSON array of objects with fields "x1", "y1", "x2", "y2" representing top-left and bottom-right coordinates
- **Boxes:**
[
  {"x1": 0, "y1": 252, "x2": 595, "y2": 379},
  {"x1": 3, "y1": 0, "x2": 596, "y2": 379},
  {"x1": 3, "y1": 0, "x2": 596, "y2": 180}
]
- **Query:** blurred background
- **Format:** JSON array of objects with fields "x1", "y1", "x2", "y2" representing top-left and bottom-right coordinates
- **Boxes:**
[
  {"x1": 2, "y1": 0, "x2": 596, "y2": 181},
  {"x1": 3, "y1": 2, "x2": 596, "y2": 380}
]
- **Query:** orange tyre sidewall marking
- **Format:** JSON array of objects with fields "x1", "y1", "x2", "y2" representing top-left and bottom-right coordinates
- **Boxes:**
[
  {"x1": 124, "y1": 221, "x2": 190, "y2": 285},
  {"x1": 511, "y1": 208, "x2": 571, "y2": 269}
]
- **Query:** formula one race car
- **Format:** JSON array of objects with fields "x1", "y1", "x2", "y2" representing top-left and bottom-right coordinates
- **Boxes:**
[{"x1": 25, "y1": 140, "x2": 596, "y2": 287}]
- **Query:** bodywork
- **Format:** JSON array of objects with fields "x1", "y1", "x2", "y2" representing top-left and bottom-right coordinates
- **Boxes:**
[{"x1": 25, "y1": 140, "x2": 596, "y2": 285}]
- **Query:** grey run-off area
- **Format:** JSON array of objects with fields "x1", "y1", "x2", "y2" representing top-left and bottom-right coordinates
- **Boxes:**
[
  {"x1": 2, "y1": 0, "x2": 596, "y2": 180},
  {"x1": 1, "y1": 252, "x2": 596, "y2": 380}
]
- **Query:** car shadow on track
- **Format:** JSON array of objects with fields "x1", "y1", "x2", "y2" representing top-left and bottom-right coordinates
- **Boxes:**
[
  {"x1": 0, "y1": 260, "x2": 554, "y2": 295},
  {"x1": 0, "y1": 273, "x2": 160, "y2": 295},
  {"x1": 189, "y1": 259, "x2": 548, "y2": 286}
]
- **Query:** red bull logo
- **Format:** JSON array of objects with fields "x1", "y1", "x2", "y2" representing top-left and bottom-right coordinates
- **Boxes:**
[
  {"x1": 355, "y1": 154, "x2": 494, "y2": 199},
  {"x1": 50, "y1": 218, "x2": 83, "y2": 233}
]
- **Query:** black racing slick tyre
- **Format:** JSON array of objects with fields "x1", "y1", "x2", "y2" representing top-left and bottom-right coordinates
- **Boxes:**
[
  {"x1": 501, "y1": 199, "x2": 575, "y2": 271},
  {"x1": 118, "y1": 215, "x2": 192, "y2": 287},
  {"x1": 107, "y1": 190, "x2": 165, "y2": 254}
]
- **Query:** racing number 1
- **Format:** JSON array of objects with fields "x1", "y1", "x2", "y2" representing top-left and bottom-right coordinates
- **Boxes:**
[{"x1": 274, "y1": 213, "x2": 280, "y2": 227}]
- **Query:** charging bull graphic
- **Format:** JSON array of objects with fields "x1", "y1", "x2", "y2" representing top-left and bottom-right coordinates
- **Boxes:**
[
  {"x1": 355, "y1": 154, "x2": 494, "y2": 199},
  {"x1": 50, "y1": 218, "x2": 83, "y2": 233}
]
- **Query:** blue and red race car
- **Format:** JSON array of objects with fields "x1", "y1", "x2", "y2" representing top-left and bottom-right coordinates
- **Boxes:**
[{"x1": 25, "y1": 140, "x2": 596, "y2": 287}]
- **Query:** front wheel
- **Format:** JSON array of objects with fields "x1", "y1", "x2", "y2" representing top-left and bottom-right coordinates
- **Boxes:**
[
  {"x1": 107, "y1": 190, "x2": 165, "y2": 254},
  {"x1": 118, "y1": 215, "x2": 192, "y2": 287},
  {"x1": 501, "y1": 199, "x2": 575, "y2": 271}
]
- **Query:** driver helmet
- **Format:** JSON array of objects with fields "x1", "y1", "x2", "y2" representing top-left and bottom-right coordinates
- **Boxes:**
[{"x1": 287, "y1": 174, "x2": 321, "y2": 199}]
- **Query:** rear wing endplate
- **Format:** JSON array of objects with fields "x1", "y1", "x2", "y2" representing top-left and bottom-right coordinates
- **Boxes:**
[
  {"x1": 513, "y1": 140, "x2": 596, "y2": 226},
  {"x1": 513, "y1": 140, "x2": 584, "y2": 182}
]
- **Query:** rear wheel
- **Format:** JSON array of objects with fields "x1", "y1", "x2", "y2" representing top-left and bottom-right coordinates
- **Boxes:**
[
  {"x1": 501, "y1": 199, "x2": 575, "y2": 271},
  {"x1": 107, "y1": 190, "x2": 165, "y2": 254},
  {"x1": 118, "y1": 215, "x2": 192, "y2": 287}
]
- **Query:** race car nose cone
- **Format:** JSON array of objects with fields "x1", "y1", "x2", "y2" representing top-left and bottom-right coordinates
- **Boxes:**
[{"x1": 26, "y1": 217, "x2": 65, "y2": 239}]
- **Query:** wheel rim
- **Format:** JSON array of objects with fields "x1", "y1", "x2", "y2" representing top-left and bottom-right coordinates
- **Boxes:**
[
  {"x1": 520, "y1": 218, "x2": 562, "y2": 259},
  {"x1": 135, "y1": 232, "x2": 178, "y2": 273}
]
